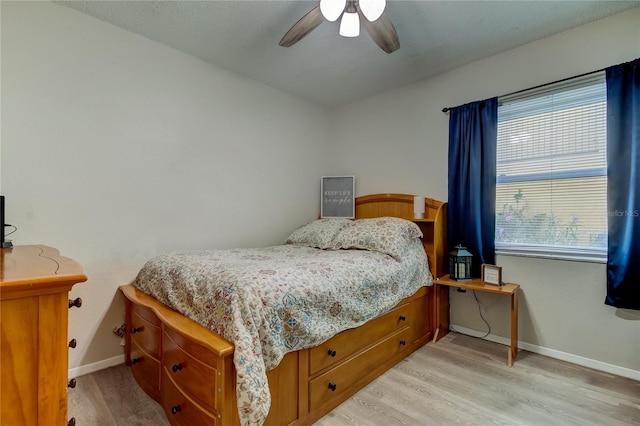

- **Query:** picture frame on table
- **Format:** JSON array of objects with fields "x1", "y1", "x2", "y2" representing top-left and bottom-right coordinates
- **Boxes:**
[
  {"x1": 481, "y1": 264, "x2": 502, "y2": 286},
  {"x1": 321, "y1": 176, "x2": 355, "y2": 219}
]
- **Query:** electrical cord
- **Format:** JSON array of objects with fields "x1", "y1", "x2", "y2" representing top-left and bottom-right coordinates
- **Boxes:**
[
  {"x1": 450, "y1": 289, "x2": 491, "y2": 338},
  {"x1": 473, "y1": 290, "x2": 491, "y2": 338},
  {"x1": 36, "y1": 245, "x2": 60, "y2": 274},
  {"x1": 4, "y1": 224, "x2": 17, "y2": 237}
]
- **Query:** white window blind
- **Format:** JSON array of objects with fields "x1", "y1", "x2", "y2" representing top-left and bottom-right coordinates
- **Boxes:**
[{"x1": 495, "y1": 73, "x2": 607, "y2": 262}]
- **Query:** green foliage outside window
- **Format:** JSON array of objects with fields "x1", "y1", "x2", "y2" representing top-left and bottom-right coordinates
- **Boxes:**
[{"x1": 496, "y1": 189, "x2": 583, "y2": 246}]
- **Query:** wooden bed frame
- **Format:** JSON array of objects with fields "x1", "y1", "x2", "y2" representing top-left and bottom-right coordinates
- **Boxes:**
[{"x1": 120, "y1": 193, "x2": 448, "y2": 425}]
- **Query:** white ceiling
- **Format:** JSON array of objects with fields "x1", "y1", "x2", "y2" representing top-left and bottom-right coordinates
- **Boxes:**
[{"x1": 56, "y1": 1, "x2": 639, "y2": 109}]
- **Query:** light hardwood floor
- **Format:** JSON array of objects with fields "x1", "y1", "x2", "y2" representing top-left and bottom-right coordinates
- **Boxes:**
[{"x1": 68, "y1": 332, "x2": 639, "y2": 425}]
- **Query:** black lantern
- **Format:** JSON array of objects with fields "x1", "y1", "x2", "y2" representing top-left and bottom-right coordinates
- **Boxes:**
[{"x1": 449, "y1": 245, "x2": 472, "y2": 281}]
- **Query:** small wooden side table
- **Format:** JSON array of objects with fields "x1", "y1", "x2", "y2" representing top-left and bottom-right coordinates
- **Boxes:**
[{"x1": 433, "y1": 274, "x2": 520, "y2": 366}]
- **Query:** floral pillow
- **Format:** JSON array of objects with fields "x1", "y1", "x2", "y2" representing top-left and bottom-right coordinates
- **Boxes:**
[
  {"x1": 332, "y1": 217, "x2": 423, "y2": 260},
  {"x1": 285, "y1": 218, "x2": 352, "y2": 249}
]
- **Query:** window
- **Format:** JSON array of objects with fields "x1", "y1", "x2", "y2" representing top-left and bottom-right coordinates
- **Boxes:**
[{"x1": 495, "y1": 73, "x2": 607, "y2": 262}]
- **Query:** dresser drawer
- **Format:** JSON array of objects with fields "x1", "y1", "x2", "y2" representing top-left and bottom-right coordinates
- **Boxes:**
[
  {"x1": 163, "y1": 329, "x2": 218, "y2": 413},
  {"x1": 162, "y1": 369, "x2": 218, "y2": 426},
  {"x1": 130, "y1": 340, "x2": 161, "y2": 402},
  {"x1": 309, "y1": 326, "x2": 412, "y2": 412},
  {"x1": 309, "y1": 303, "x2": 412, "y2": 375},
  {"x1": 131, "y1": 310, "x2": 161, "y2": 358}
]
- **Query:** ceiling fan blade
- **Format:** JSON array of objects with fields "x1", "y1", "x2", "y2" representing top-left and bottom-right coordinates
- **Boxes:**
[
  {"x1": 279, "y1": 6, "x2": 324, "y2": 47},
  {"x1": 359, "y1": 8, "x2": 400, "y2": 54}
]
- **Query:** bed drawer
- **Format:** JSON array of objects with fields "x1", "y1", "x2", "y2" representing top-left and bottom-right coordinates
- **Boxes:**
[
  {"x1": 132, "y1": 302, "x2": 161, "y2": 326},
  {"x1": 163, "y1": 329, "x2": 218, "y2": 413},
  {"x1": 309, "y1": 302, "x2": 412, "y2": 375},
  {"x1": 308, "y1": 326, "x2": 413, "y2": 411},
  {"x1": 162, "y1": 368, "x2": 218, "y2": 426},
  {"x1": 407, "y1": 292, "x2": 430, "y2": 343},
  {"x1": 130, "y1": 340, "x2": 161, "y2": 402},
  {"x1": 131, "y1": 310, "x2": 161, "y2": 359}
]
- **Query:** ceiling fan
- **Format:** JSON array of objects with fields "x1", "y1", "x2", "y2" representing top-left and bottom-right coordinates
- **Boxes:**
[{"x1": 279, "y1": 0, "x2": 400, "y2": 54}]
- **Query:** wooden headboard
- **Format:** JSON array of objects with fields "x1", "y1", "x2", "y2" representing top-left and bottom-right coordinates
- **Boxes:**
[{"x1": 355, "y1": 193, "x2": 447, "y2": 278}]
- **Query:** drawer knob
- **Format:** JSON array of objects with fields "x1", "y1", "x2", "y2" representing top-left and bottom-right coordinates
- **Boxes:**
[
  {"x1": 68, "y1": 298, "x2": 82, "y2": 309},
  {"x1": 68, "y1": 339, "x2": 77, "y2": 349},
  {"x1": 327, "y1": 349, "x2": 337, "y2": 357},
  {"x1": 68, "y1": 418, "x2": 76, "y2": 426},
  {"x1": 68, "y1": 378, "x2": 77, "y2": 389},
  {"x1": 399, "y1": 340, "x2": 407, "y2": 346},
  {"x1": 171, "y1": 405, "x2": 182, "y2": 415},
  {"x1": 328, "y1": 382, "x2": 337, "y2": 392},
  {"x1": 399, "y1": 315, "x2": 407, "y2": 321},
  {"x1": 172, "y1": 363, "x2": 183, "y2": 373},
  {"x1": 131, "y1": 326, "x2": 143, "y2": 334},
  {"x1": 132, "y1": 357, "x2": 142, "y2": 364}
]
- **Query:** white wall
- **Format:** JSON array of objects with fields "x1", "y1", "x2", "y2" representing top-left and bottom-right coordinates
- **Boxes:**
[
  {"x1": 1, "y1": 1, "x2": 331, "y2": 372},
  {"x1": 2, "y1": 2, "x2": 639, "y2": 379},
  {"x1": 332, "y1": 8, "x2": 640, "y2": 377}
]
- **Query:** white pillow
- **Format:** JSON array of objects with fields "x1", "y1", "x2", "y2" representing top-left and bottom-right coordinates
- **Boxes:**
[
  {"x1": 332, "y1": 217, "x2": 422, "y2": 260},
  {"x1": 285, "y1": 218, "x2": 352, "y2": 249}
]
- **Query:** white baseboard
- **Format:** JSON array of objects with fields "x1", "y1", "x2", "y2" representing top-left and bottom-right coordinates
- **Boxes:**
[
  {"x1": 68, "y1": 354, "x2": 124, "y2": 378},
  {"x1": 451, "y1": 325, "x2": 640, "y2": 381}
]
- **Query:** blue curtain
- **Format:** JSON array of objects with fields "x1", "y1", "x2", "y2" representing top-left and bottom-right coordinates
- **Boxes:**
[
  {"x1": 448, "y1": 98, "x2": 498, "y2": 278},
  {"x1": 606, "y1": 59, "x2": 640, "y2": 310}
]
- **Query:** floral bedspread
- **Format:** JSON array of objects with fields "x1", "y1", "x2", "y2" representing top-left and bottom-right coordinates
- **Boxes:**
[{"x1": 133, "y1": 241, "x2": 431, "y2": 425}]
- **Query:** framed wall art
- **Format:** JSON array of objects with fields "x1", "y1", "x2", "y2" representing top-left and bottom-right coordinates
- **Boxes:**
[{"x1": 321, "y1": 176, "x2": 355, "y2": 218}]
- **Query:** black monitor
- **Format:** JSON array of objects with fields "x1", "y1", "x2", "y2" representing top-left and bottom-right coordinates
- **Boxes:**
[{"x1": 1, "y1": 196, "x2": 13, "y2": 248}]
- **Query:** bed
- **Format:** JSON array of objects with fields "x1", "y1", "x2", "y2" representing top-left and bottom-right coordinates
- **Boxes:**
[{"x1": 120, "y1": 193, "x2": 448, "y2": 426}]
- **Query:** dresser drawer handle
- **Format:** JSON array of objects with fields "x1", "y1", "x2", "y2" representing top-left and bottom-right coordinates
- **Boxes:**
[
  {"x1": 327, "y1": 349, "x2": 337, "y2": 357},
  {"x1": 68, "y1": 378, "x2": 77, "y2": 389},
  {"x1": 68, "y1": 298, "x2": 82, "y2": 309},
  {"x1": 399, "y1": 340, "x2": 407, "y2": 346},
  {"x1": 132, "y1": 357, "x2": 142, "y2": 364},
  {"x1": 68, "y1": 417, "x2": 76, "y2": 426},
  {"x1": 68, "y1": 339, "x2": 77, "y2": 348},
  {"x1": 399, "y1": 315, "x2": 407, "y2": 321},
  {"x1": 328, "y1": 382, "x2": 337, "y2": 392},
  {"x1": 172, "y1": 363, "x2": 183, "y2": 373},
  {"x1": 131, "y1": 326, "x2": 143, "y2": 334},
  {"x1": 171, "y1": 405, "x2": 182, "y2": 415}
]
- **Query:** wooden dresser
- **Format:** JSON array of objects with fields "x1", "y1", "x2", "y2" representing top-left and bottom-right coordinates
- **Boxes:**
[{"x1": 0, "y1": 245, "x2": 87, "y2": 426}]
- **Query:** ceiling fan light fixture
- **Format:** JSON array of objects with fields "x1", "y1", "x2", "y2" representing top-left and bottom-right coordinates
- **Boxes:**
[
  {"x1": 360, "y1": 0, "x2": 386, "y2": 22},
  {"x1": 280, "y1": 0, "x2": 399, "y2": 53},
  {"x1": 320, "y1": 0, "x2": 346, "y2": 22},
  {"x1": 339, "y1": 11, "x2": 360, "y2": 37}
]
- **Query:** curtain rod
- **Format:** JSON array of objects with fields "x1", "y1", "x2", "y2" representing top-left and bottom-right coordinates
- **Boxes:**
[{"x1": 441, "y1": 66, "x2": 607, "y2": 113}]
